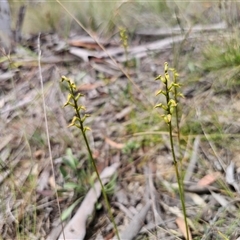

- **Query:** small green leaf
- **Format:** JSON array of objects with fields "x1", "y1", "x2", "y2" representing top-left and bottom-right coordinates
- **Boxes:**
[
  {"x1": 63, "y1": 182, "x2": 79, "y2": 190},
  {"x1": 64, "y1": 148, "x2": 78, "y2": 170},
  {"x1": 66, "y1": 148, "x2": 74, "y2": 158},
  {"x1": 104, "y1": 173, "x2": 117, "y2": 195},
  {"x1": 95, "y1": 202, "x2": 102, "y2": 210},
  {"x1": 63, "y1": 158, "x2": 74, "y2": 170},
  {"x1": 59, "y1": 166, "x2": 68, "y2": 178},
  {"x1": 61, "y1": 198, "x2": 82, "y2": 221}
]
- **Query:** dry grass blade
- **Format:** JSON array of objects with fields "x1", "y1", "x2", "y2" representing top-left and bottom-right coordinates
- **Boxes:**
[
  {"x1": 188, "y1": 193, "x2": 207, "y2": 208},
  {"x1": 37, "y1": 34, "x2": 65, "y2": 239}
]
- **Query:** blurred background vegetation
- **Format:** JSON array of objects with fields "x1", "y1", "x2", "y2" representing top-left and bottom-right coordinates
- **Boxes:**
[{"x1": 8, "y1": 1, "x2": 235, "y2": 37}]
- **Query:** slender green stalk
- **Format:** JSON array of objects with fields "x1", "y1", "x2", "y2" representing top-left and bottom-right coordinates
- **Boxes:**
[
  {"x1": 61, "y1": 76, "x2": 120, "y2": 240},
  {"x1": 155, "y1": 63, "x2": 189, "y2": 240},
  {"x1": 169, "y1": 121, "x2": 189, "y2": 240}
]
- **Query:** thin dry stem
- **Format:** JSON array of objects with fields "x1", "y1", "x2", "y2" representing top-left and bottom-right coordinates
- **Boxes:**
[{"x1": 37, "y1": 33, "x2": 65, "y2": 240}]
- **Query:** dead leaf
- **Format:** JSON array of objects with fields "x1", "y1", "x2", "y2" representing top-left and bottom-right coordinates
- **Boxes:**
[
  {"x1": 105, "y1": 137, "x2": 124, "y2": 149},
  {"x1": 188, "y1": 193, "x2": 207, "y2": 207},
  {"x1": 175, "y1": 217, "x2": 192, "y2": 240},
  {"x1": 68, "y1": 36, "x2": 106, "y2": 50},
  {"x1": 77, "y1": 82, "x2": 103, "y2": 91},
  {"x1": 34, "y1": 149, "x2": 45, "y2": 159},
  {"x1": 69, "y1": 40, "x2": 101, "y2": 50},
  {"x1": 210, "y1": 191, "x2": 237, "y2": 212},
  {"x1": 49, "y1": 175, "x2": 56, "y2": 189},
  {"x1": 197, "y1": 172, "x2": 220, "y2": 186},
  {"x1": 104, "y1": 231, "x2": 115, "y2": 240},
  {"x1": 0, "y1": 134, "x2": 13, "y2": 151},
  {"x1": 115, "y1": 106, "x2": 133, "y2": 120}
]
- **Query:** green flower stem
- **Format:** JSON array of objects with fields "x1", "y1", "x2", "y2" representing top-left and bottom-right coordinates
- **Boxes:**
[
  {"x1": 78, "y1": 119, "x2": 121, "y2": 240},
  {"x1": 62, "y1": 77, "x2": 120, "y2": 240},
  {"x1": 169, "y1": 120, "x2": 189, "y2": 240},
  {"x1": 166, "y1": 79, "x2": 189, "y2": 240},
  {"x1": 155, "y1": 63, "x2": 189, "y2": 240}
]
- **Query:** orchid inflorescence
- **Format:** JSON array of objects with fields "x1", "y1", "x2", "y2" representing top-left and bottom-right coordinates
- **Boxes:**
[
  {"x1": 61, "y1": 76, "x2": 91, "y2": 133},
  {"x1": 154, "y1": 63, "x2": 189, "y2": 240},
  {"x1": 154, "y1": 62, "x2": 184, "y2": 124}
]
